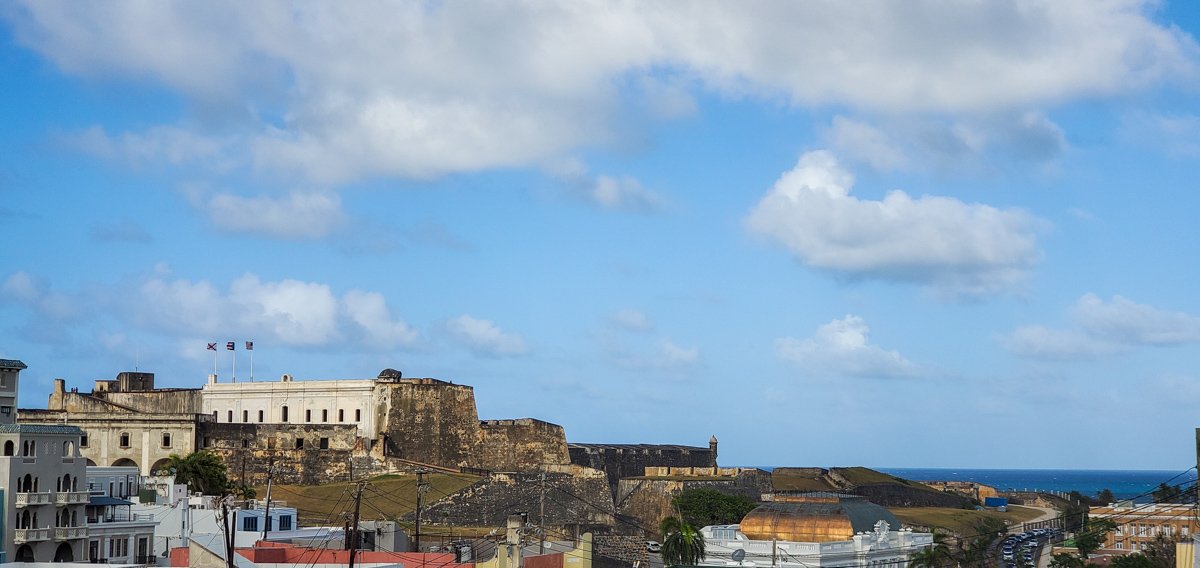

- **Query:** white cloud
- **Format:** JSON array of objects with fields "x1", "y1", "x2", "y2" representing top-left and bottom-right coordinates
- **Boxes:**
[
  {"x1": 658, "y1": 340, "x2": 700, "y2": 367},
  {"x1": 127, "y1": 272, "x2": 418, "y2": 350},
  {"x1": 1072, "y1": 294, "x2": 1200, "y2": 346},
  {"x1": 8, "y1": 1, "x2": 1193, "y2": 183},
  {"x1": 446, "y1": 315, "x2": 530, "y2": 358},
  {"x1": 548, "y1": 160, "x2": 665, "y2": 213},
  {"x1": 71, "y1": 125, "x2": 232, "y2": 170},
  {"x1": 1002, "y1": 325, "x2": 1121, "y2": 360},
  {"x1": 776, "y1": 315, "x2": 917, "y2": 378},
  {"x1": 824, "y1": 117, "x2": 908, "y2": 171},
  {"x1": 1004, "y1": 294, "x2": 1200, "y2": 359},
  {"x1": 1120, "y1": 111, "x2": 1200, "y2": 158},
  {"x1": 612, "y1": 338, "x2": 701, "y2": 371},
  {"x1": 612, "y1": 309, "x2": 654, "y2": 332},
  {"x1": 185, "y1": 189, "x2": 346, "y2": 239},
  {"x1": 745, "y1": 151, "x2": 1042, "y2": 297},
  {"x1": 1, "y1": 271, "x2": 80, "y2": 321}
]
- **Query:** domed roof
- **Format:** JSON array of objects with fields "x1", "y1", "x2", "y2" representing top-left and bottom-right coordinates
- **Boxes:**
[{"x1": 739, "y1": 493, "x2": 900, "y2": 543}]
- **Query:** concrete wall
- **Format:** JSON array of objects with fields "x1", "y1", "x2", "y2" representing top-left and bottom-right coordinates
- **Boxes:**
[
  {"x1": 18, "y1": 409, "x2": 199, "y2": 475},
  {"x1": 101, "y1": 390, "x2": 204, "y2": 415},
  {"x1": 477, "y1": 419, "x2": 569, "y2": 471}
]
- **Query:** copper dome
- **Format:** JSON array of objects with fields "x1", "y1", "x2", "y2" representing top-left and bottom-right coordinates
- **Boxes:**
[{"x1": 739, "y1": 493, "x2": 900, "y2": 543}]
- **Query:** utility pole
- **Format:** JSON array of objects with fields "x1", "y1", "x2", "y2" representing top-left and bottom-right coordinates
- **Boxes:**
[
  {"x1": 414, "y1": 469, "x2": 429, "y2": 553},
  {"x1": 261, "y1": 459, "x2": 275, "y2": 543},
  {"x1": 538, "y1": 470, "x2": 546, "y2": 555},
  {"x1": 220, "y1": 497, "x2": 236, "y2": 568},
  {"x1": 348, "y1": 480, "x2": 366, "y2": 568}
]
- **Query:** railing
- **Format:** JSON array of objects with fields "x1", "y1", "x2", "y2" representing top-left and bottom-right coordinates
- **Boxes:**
[
  {"x1": 133, "y1": 555, "x2": 157, "y2": 565},
  {"x1": 53, "y1": 526, "x2": 87, "y2": 540},
  {"x1": 14, "y1": 528, "x2": 50, "y2": 543},
  {"x1": 88, "y1": 513, "x2": 146, "y2": 524},
  {"x1": 55, "y1": 491, "x2": 90, "y2": 505},
  {"x1": 15, "y1": 492, "x2": 54, "y2": 507}
]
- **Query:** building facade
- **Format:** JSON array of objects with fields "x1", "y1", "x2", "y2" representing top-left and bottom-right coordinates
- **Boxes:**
[
  {"x1": 85, "y1": 466, "x2": 157, "y2": 564},
  {"x1": 0, "y1": 359, "x2": 89, "y2": 563},
  {"x1": 1091, "y1": 503, "x2": 1198, "y2": 552}
]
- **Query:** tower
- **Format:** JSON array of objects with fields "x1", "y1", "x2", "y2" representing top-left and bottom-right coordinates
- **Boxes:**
[
  {"x1": 0, "y1": 359, "x2": 24, "y2": 424},
  {"x1": 709, "y1": 435, "x2": 718, "y2": 467}
]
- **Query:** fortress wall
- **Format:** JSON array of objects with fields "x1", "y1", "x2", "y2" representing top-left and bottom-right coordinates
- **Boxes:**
[
  {"x1": 477, "y1": 418, "x2": 570, "y2": 471},
  {"x1": 198, "y1": 422, "x2": 371, "y2": 485},
  {"x1": 568, "y1": 444, "x2": 717, "y2": 490},
  {"x1": 420, "y1": 469, "x2": 615, "y2": 532},
  {"x1": 379, "y1": 381, "x2": 483, "y2": 468},
  {"x1": 103, "y1": 389, "x2": 205, "y2": 414},
  {"x1": 615, "y1": 471, "x2": 772, "y2": 537}
]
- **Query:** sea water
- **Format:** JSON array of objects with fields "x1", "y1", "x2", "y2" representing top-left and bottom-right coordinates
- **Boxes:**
[{"x1": 876, "y1": 468, "x2": 1197, "y2": 502}]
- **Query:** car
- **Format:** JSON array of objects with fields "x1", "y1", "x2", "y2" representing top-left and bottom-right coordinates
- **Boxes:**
[{"x1": 646, "y1": 541, "x2": 661, "y2": 553}]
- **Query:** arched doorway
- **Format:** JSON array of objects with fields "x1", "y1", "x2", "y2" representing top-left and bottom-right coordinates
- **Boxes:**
[
  {"x1": 85, "y1": 458, "x2": 97, "y2": 466},
  {"x1": 150, "y1": 458, "x2": 172, "y2": 475},
  {"x1": 15, "y1": 544, "x2": 34, "y2": 562},
  {"x1": 111, "y1": 458, "x2": 138, "y2": 469},
  {"x1": 53, "y1": 542, "x2": 74, "y2": 562}
]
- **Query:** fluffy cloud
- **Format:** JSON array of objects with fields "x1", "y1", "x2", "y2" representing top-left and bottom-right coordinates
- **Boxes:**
[
  {"x1": 776, "y1": 315, "x2": 917, "y2": 378},
  {"x1": 129, "y1": 273, "x2": 419, "y2": 349},
  {"x1": 745, "y1": 151, "x2": 1041, "y2": 297},
  {"x1": 1004, "y1": 294, "x2": 1200, "y2": 359},
  {"x1": 1, "y1": 271, "x2": 81, "y2": 321},
  {"x1": 612, "y1": 339, "x2": 701, "y2": 371},
  {"x1": 7, "y1": 1, "x2": 1194, "y2": 184},
  {"x1": 446, "y1": 315, "x2": 530, "y2": 358},
  {"x1": 185, "y1": 189, "x2": 346, "y2": 239},
  {"x1": 612, "y1": 309, "x2": 654, "y2": 332}
]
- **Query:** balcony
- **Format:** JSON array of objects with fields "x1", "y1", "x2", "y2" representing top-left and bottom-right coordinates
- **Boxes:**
[
  {"x1": 55, "y1": 491, "x2": 89, "y2": 505},
  {"x1": 88, "y1": 512, "x2": 149, "y2": 525},
  {"x1": 14, "y1": 528, "x2": 50, "y2": 543},
  {"x1": 53, "y1": 526, "x2": 87, "y2": 540},
  {"x1": 15, "y1": 492, "x2": 53, "y2": 507}
]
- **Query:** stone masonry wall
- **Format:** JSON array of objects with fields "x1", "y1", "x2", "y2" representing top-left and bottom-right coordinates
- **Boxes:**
[
  {"x1": 419, "y1": 468, "x2": 615, "y2": 534},
  {"x1": 615, "y1": 471, "x2": 771, "y2": 538},
  {"x1": 198, "y1": 422, "x2": 382, "y2": 485},
  {"x1": 379, "y1": 380, "x2": 482, "y2": 468},
  {"x1": 477, "y1": 419, "x2": 570, "y2": 471},
  {"x1": 568, "y1": 444, "x2": 716, "y2": 491}
]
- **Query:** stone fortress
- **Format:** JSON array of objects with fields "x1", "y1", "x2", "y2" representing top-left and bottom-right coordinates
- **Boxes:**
[{"x1": 20, "y1": 368, "x2": 718, "y2": 487}]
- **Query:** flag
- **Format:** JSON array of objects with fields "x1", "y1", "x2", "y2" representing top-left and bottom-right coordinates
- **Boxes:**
[
  {"x1": 206, "y1": 343, "x2": 217, "y2": 351},
  {"x1": 245, "y1": 341, "x2": 254, "y2": 351},
  {"x1": 226, "y1": 341, "x2": 235, "y2": 351}
]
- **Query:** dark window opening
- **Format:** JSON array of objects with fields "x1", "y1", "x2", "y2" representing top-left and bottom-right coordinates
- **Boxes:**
[
  {"x1": 295, "y1": 438, "x2": 304, "y2": 450},
  {"x1": 319, "y1": 438, "x2": 329, "y2": 450}
]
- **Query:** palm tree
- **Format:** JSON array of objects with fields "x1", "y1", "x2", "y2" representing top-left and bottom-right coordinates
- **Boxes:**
[
  {"x1": 164, "y1": 451, "x2": 232, "y2": 496},
  {"x1": 909, "y1": 531, "x2": 952, "y2": 568},
  {"x1": 661, "y1": 516, "x2": 706, "y2": 567}
]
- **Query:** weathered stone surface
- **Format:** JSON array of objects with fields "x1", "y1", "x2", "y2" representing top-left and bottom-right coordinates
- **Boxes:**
[
  {"x1": 568, "y1": 443, "x2": 717, "y2": 490},
  {"x1": 198, "y1": 422, "x2": 388, "y2": 485},
  {"x1": 419, "y1": 467, "x2": 615, "y2": 535},
  {"x1": 478, "y1": 419, "x2": 569, "y2": 472},
  {"x1": 615, "y1": 470, "x2": 771, "y2": 538}
]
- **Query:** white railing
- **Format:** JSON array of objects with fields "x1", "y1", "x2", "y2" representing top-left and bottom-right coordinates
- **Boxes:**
[
  {"x1": 15, "y1": 492, "x2": 53, "y2": 507},
  {"x1": 55, "y1": 491, "x2": 89, "y2": 505},
  {"x1": 53, "y1": 526, "x2": 87, "y2": 540},
  {"x1": 14, "y1": 528, "x2": 50, "y2": 543}
]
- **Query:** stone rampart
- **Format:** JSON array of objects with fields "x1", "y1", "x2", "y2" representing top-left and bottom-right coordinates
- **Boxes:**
[
  {"x1": 615, "y1": 470, "x2": 771, "y2": 538},
  {"x1": 568, "y1": 443, "x2": 716, "y2": 490},
  {"x1": 198, "y1": 422, "x2": 384, "y2": 485},
  {"x1": 477, "y1": 419, "x2": 570, "y2": 471},
  {"x1": 379, "y1": 380, "x2": 483, "y2": 468},
  {"x1": 419, "y1": 467, "x2": 615, "y2": 534}
]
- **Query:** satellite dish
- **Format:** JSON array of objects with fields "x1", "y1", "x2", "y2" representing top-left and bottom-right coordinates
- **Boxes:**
[{"x1": 732, "y1": 549, "x2": 746, "y2": 562}]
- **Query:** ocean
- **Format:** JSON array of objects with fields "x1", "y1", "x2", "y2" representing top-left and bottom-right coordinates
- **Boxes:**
[{"x1": 876, "y1": 468, "x2": 1197, "y2": 502}]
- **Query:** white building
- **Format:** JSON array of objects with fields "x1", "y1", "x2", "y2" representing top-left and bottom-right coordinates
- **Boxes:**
[
  {"x1": 201, "y1": 374, "x2": 381, "y2": 439},
  {"x1": 0, "y1": 359, "x2": 90, "y2": 563},
  {"x1": 699, "y1": 494, "x2": 932, "y2": 568},
  {"x1": 84, "y1": 466, "x2": 157, "y2": 564}
]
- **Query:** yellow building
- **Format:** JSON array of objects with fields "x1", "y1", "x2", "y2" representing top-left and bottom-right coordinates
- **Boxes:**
[{"x1": 1089, "y1": 503, "x2": 1198, "y2": 552}]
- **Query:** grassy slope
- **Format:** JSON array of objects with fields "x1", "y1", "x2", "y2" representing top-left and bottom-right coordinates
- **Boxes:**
[
  {"x1": 265, "y1": 473, "x2": 479, "y2": 526},
  {"x1": 890, "y1": 505, "x2": 1043, "y2": 535}
]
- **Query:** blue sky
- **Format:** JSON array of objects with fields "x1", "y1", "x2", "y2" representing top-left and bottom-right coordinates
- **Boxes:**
[{"x1": 2, "y1": 2, "x2": 1200, "y2": 470}]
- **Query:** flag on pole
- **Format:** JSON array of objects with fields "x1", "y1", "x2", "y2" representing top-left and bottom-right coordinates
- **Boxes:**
[
  {"x1": 207, "y1": 343, "x2": 217, "y2": 351},
  {"x1": 245, "y1": 341, "x2": 253, "y2": 351},
  {"x1": 226, "y1": 341, "x2": 235, "y2": 351}
]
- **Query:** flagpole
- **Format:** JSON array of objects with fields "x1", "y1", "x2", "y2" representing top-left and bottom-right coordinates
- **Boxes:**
[
  {"x1": 250, "y1": 343, "x2": 254, "y2": 382},
  {"x1": 232, "y1": 345, "x2": 237, "y2": 382}
]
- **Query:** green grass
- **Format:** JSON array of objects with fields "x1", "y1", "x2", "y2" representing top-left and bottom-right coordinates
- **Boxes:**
[
  {"x1": 264, "y1": 473, "x2": 479, "y2": 524},
  {"x1": 890, "y1": 505, "x2": 1044, "y2": 535},
  {"x1": 771, "y1": 475, "x2": 837, "y2": 492}
]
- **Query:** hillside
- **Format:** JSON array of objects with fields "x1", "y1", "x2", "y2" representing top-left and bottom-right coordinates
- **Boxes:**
[
  {"x1": 770, "y1": 466, "x2": 974, "y2": 508},
  {"x1": 265, "y1": 472, "x2": 479, "y2": 526}
]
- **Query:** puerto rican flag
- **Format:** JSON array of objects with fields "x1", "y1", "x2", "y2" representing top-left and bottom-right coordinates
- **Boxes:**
[{"x1": 245, "y1": 341, "x2": 253, "y2": 351}]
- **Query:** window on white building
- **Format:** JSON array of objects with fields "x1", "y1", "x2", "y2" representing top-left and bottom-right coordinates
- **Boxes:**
[
  {"x1": 119, "y1": 433, "x2": 130, "y2": 448},
  {"x1": 243, "y1": 517, "x2": 258, "y2": 531},
  {"x1": 162, "y1": 433, "x2": 172, "y2": 448}
]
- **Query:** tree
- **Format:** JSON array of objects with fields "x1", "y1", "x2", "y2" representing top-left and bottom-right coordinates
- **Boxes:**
[
  {"x1": 1144, "y1": 531, "x2": 1177, "y2": 568},
  {"x1": 1152, "y1": 483, "x2": 1182, "y2": 503},
  {"x1": 164, "y1": 451, "x2": 232, "y2": 496},
  {"x1": 955, "y1": 518, "x2": 1006, "y2": 568},
  {"x1": 671, "y1": 488, "x2": 757, "y2": 530},
  {"x1": 1049, "y1": 553, "x2": 1085, "y2": 568},
  {"x1": 1111, "y1": 554, "x2": 1156, "y2": 568},
  {"x1": 1096, "y1": 489, "x2": 1115, "y2": 504},
  {"x1": 909, "y1": 531, "x2": 953, "y2": 568},
  {"x1": 660, "y1": 516, "x2": 706, "y2": 567}
]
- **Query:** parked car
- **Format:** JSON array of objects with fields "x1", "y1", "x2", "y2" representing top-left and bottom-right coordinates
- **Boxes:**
[{"x1": 646, "y1": 541, "x2": 662, "y2": 553}]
